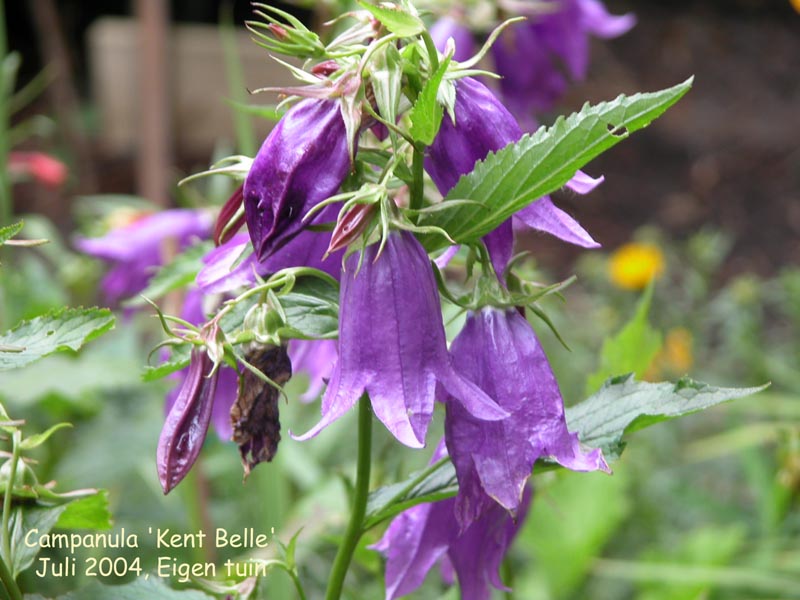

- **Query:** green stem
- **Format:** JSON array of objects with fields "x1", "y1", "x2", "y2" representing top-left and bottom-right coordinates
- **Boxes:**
[
  {"x1": 324, "y1": 394, "x2": 372, "y2": 600},
  {"x1": 0, "y1": 431, "x2": 23, "y2": 600},
  {"x1": 289, "y1": 569, "x2": 308, "y2": 600},
  {"x1": 0, "y1": 557, "x2": 20, "y2": 600},
  {"x1": 410, "y1": 144, "x2": 424, "y2": 212}
]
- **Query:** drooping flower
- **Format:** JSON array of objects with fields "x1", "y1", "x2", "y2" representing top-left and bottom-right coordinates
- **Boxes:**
[
  {"x1": 373, "y1": 442, "x2": 531, "y2": 600},
  {"x1": 492, "y1": 0, "x2": 635, "y2": 128},
  {"x1": 445, "y1": 307, "x2": 608, "y2": 525},
  {"x1": 75, "y1": 209, "x2": 212, "y2": 304},
  {"x1": 244, "y1": 98, "x2": 352, "y2": 261},
  {"x1": 157, "y1": 347, "x2": 220, "y2": 494},
  {"x1": 426, "y1": 76, "x2": 602, "y2": 275},
  {"x1": 294, "y1": 231, "x2": 506, "y2": 448}
]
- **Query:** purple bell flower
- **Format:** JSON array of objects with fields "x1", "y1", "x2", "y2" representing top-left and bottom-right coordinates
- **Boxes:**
[
  {"x1": 293, "y1": 231, "x2": 506, "y2": 448},
  {"x1": 244, "y1": 98, "x2": 352, "y2": 261},
  {"x1": 75, "y1": 209, "x2": 212, "y2": 304},
  {"x1": 426, "y1": 77, "x2": 601, "y2": 275},
  {"x1": 492, "y1": 0, "x2": 635, "y2": 127},
  {"x1": 373, "y1": 442, "x2": 531, "y2": 600},
  {"x1": 445, "y1": 307, "x2": 608, "y2": 526}
]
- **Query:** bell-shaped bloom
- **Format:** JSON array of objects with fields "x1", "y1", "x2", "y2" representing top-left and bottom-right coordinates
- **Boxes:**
[
  {"x1": 373, "y1": 442, "x2": 531, "y2": 600},
  {"x1": 430, "y1": 17, "x2": 475, "y2": 62},
  {"x1": 492, "y1": 0, "x2": 635, "y2": 127},
  {"x1": 157, "y1": 347, "x2": 220, "y2": 494},
  {"x1": 244, "y1": 98, "x2": 351, "y2": 261},
  {"x1": 445, "y1": 307, "x2": 608, "y2": 526},
  {"x1": 294, "y1": 231, "x2": 506, "y2": 448},
  {"x1": 75, "y1": 209, "x2": 212, "y2": 304},
  {"x1": 426, "y1": 77, "x2": 601, "y2": 274}
]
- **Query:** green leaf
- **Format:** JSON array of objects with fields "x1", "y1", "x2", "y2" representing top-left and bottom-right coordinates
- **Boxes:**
[
  {"x1": 279, "y1": 277, "x2": 339, "y2": 339},
  {"x1": 585, "y1": 283, "x2": 662, "y2": 395},
  {"x1": 418, "y1": 78, "x2": 694, "y2": 250},
  {"x1": 566, "y1": 375, "x2": 768, "y2": 460},
  {"x1": 126, "y1": 242, "x2": 212, "y2": 307},
  {"x1": 408, "y1": 54, "x2": 451, "y2": 145},
  {"x1": 55, "y1": 489, "x2": 113, "y2": 530},
  {"x1": 371, "y1": 44, "x2": 403, "y2": 139},
  {"x1": 364, "y1": 459, "x2": 457, "y2": 529},
  {"x1": 0, "y1": 221, "x2": 24, "y2": 245},
  {"x1": 57, "y1": 578, "x2": 214, "y2": 600},
  {"x1": 19, "y1": 422, "x2": 72, "y2": 450},
  {"x1": 0, "y1": 307, "x2": 115, "y2": 371},
  {"x1": 9, "y1": 504, "x2": 66, "y2": 576},
  {"x1": 357, "y1": 1, "x2": 425, "y2": 37}
]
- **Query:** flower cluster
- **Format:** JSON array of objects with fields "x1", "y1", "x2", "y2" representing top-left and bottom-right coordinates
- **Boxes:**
[{"x1": 77, "y1": 2, "x2": 635, "y2": 595}]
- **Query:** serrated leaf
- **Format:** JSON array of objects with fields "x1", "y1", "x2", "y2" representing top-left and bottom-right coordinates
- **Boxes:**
[
  {"x1": 126, "y1": 242, "x2": 212, "y2": 307},
  {"x1": 0, "y1": 307, "x2": 115, "y2": 371},
  {"x1": 57, "y1": 577, "x2": 214, "y2": 600},
  {"x1": 408, "y1": 54, "x2": 451, "y2": 145},
  {"x1": 586, "y1": 283, "x2": 662, "y2": 395},
  {"x1": 418, "y1": 78, "x2": 693, "y2": 250},
  {"x1": 19, "y1": 422, "x2": 72, "y2": 450},
  {"x1": 357, "y1": 1, "x2": 424, "y2": 37},
  {"x1": 566, "y1": 375, "x2": 768, "y2": 460},
  {"x1": 55, "y1": 489, "x2": 113, "y2": 530},
  {"x1": 0, "y1": 221, "x2": 24, "y2": 245}
]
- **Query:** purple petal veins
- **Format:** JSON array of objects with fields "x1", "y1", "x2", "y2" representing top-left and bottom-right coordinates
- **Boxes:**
[{"x1": 293, "y1": 231, "x2": 506, "y2": 448}]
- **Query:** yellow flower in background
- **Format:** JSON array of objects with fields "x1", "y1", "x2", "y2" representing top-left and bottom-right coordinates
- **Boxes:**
[
  {"x1": 646, "y1": 327, "x2": 694, "y2": 380},
  {"x1": 792, "y1": 0, "x2": 800, "y2": 14},
  {"x1": 609, "y1": 242, "x2": 665, "y2": 290}
]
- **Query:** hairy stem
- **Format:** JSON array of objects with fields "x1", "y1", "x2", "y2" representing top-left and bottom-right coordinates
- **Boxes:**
[{"x1": 324, "y1": 394, "x2": 372, "y2": 600}]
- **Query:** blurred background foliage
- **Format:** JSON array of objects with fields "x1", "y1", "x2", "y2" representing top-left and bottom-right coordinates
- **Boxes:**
[{"x1": 1, "y1": 0, "x2": 799, "y2": 598}]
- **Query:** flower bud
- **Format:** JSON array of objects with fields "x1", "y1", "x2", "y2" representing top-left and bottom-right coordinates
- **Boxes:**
[{"x1": 157, "y1": 348, "x2": 219, "y2": 494}]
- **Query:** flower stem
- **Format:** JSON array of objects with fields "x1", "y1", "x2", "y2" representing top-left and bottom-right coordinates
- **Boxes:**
[
  {"x1": 324, "y1": 394, "x2": 372, "y2": 600},
  {"x1": 0, "y1": 431, "x2": 23, "y2": 600},
  {"x1": 410, "y1": 144, "x2": 424, "y2": 212}
]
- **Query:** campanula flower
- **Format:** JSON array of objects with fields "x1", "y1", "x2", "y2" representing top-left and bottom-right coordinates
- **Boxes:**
[
  {"x1": 445, "y1": 307, "x2": 608, "y2": 525},
  {"x1": 373, "y1": 442, "x2": 531, "y2": 600},
  {"x1": 244, "y1": 98, "x2": 351, "y2": 261},
  {"x1": 294, "y1": 231, "x2": 506, "y2": 448},
  {"x1": 75, "y1": 209, "x2": 212, "y2": 304},
  {"x1": 492, "y1": 0, "x2": 635, "y2": 128},
  {"x1": 288, "y1": 339, "x2": 337, "y2": 402},
  {"x1": 426, "y1": 77, "x2": 601, "y2": 274}
]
